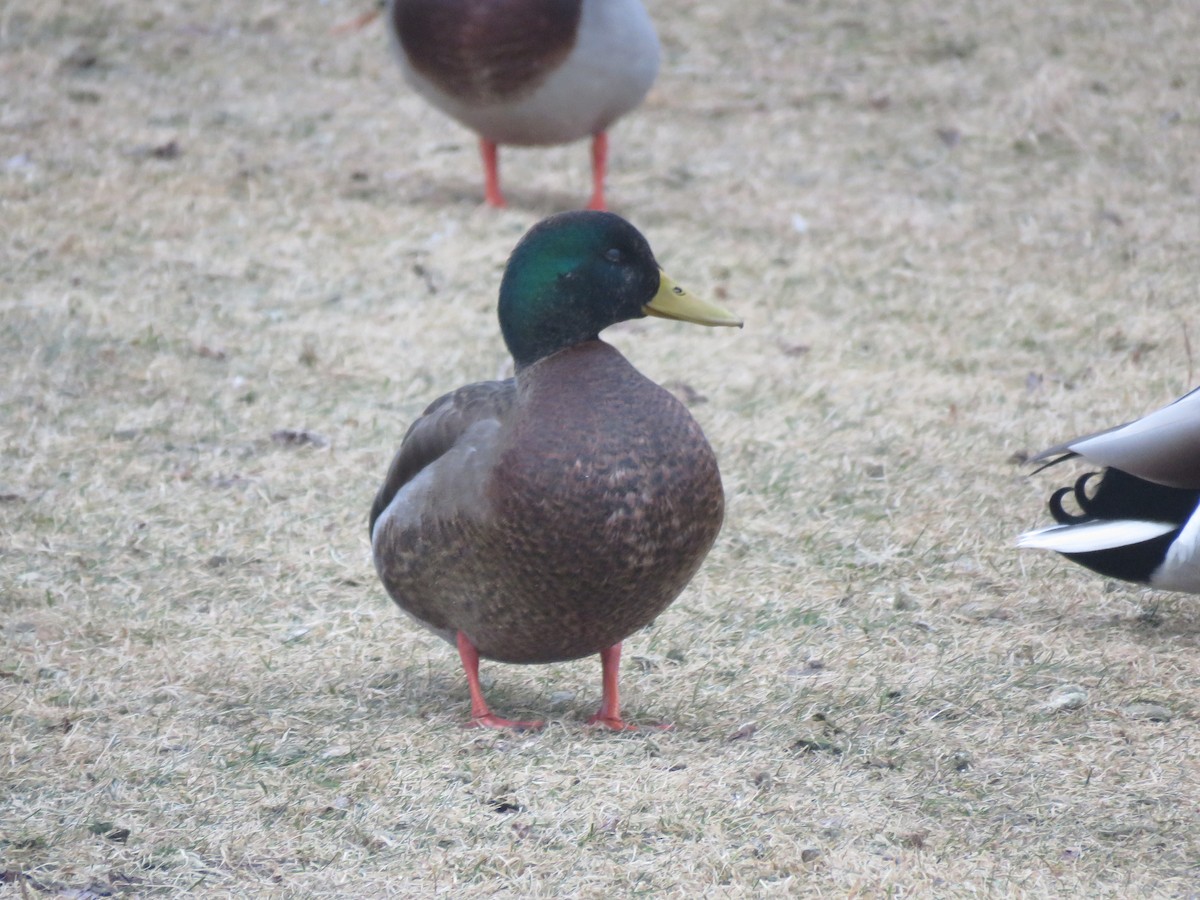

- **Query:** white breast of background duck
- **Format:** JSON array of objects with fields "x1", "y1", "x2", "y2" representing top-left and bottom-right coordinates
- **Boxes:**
[
  {"x1": 1151, "y1": 507, "x2": 1200, "y2": 591},
  {"x1": 389, "y1": 0, "x2": 660, "y2": 146}
]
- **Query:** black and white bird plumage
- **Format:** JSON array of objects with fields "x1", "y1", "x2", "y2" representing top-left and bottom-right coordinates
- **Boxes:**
[{"x1": 1017, "y1": 386, "x2": 1200, "y2": 593}]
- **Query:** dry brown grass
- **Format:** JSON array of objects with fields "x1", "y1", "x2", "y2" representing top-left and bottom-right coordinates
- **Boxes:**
[{"x1": 3, "y1": 0, "x2": 1200, "y2": 895}]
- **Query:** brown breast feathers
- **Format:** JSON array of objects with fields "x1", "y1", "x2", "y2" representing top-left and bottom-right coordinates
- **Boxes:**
[{"x1": 392, "y1": 0, "x2": 583, "y2": 104}]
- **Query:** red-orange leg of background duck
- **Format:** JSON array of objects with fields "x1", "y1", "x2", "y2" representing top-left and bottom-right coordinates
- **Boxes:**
[
  {"x1": 587, "y1": 132, "x2": 608, "y2": 211},
  {"x1": 480, "y1": 139, "x2": 505, "y2": 207}
]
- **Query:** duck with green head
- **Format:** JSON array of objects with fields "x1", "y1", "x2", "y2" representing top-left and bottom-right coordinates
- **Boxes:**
[{"x1": 370, "y1": 211, "x2": 741, "y2": 729}]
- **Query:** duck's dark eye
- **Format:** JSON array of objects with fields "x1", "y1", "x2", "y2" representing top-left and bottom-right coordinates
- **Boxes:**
[{"x1": 605, "y1": 248, "x2": 622, "y2": 263}]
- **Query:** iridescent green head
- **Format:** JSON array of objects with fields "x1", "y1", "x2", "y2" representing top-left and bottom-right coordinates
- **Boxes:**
[{"x1": 498, "y1": 211, "x2": 741, "y2": 370}]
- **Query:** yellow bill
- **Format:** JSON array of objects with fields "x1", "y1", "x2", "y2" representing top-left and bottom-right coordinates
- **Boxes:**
[{"x1": 643, "y1": 270, "x2": 742, "y2": 328}]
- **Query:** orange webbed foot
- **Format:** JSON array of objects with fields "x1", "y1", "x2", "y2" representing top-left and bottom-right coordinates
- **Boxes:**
[
  {"x1": 465, "y1": 714, "x2": 545, "y2": 732},
  {"x1": 586, "y1": 713, "x2": 672, "y2": 732}
]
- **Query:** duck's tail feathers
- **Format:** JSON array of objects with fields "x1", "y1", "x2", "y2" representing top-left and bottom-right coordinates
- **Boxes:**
[
  {"x1": 1028, "y1": 449, "x2": 1079, "y2": 475},
  {"x1": 1016, "y1": 519, "x2": 1178, "y2": 554}
]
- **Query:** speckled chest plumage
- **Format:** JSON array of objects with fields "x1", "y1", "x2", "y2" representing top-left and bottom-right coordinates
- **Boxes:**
[{"x1": 373, "y1": 341, "x2": 724, "y2": 664}]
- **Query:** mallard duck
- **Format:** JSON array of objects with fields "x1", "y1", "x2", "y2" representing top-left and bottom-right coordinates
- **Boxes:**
[
  {"x1": 370, "y1": 211, "x2": 741, "y2": 729},
  {"x1": 1017, "y1": 386, "x2": 1200, "y2": 592},
  {"x1": 383, "y1": 0, "x2": 660, "y2": 210}
]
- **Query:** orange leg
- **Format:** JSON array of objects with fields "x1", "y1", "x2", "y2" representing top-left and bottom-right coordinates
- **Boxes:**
[
  {"x1": 480, "y1": 139, "x2": 506, "y2": 208},
  {"x1": 456, "y1": 631, "x2": 542, "y2": 730},
  {"x1": 586, "y1": 643, "x2": 672, "y2": 731},
  {"x1": 587, "y1": 132, "x2": 608, "y2": 211}
]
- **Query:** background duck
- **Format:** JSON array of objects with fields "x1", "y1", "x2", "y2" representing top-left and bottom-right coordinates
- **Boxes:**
[
  {"x1": 384, "y1": 0, "x2": 660, "y2": 209},
  {"x1": 370, "y1": 211, "x2": 741, "y2": 729},
  {"x1": 1017, "y1": 387, "x2": 1200, "y2": 593}
]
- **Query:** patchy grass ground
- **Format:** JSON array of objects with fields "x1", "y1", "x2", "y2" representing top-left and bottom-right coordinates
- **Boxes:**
[{"x1": 3, "y1": 0, "x2": 1199, "y2": 894}]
